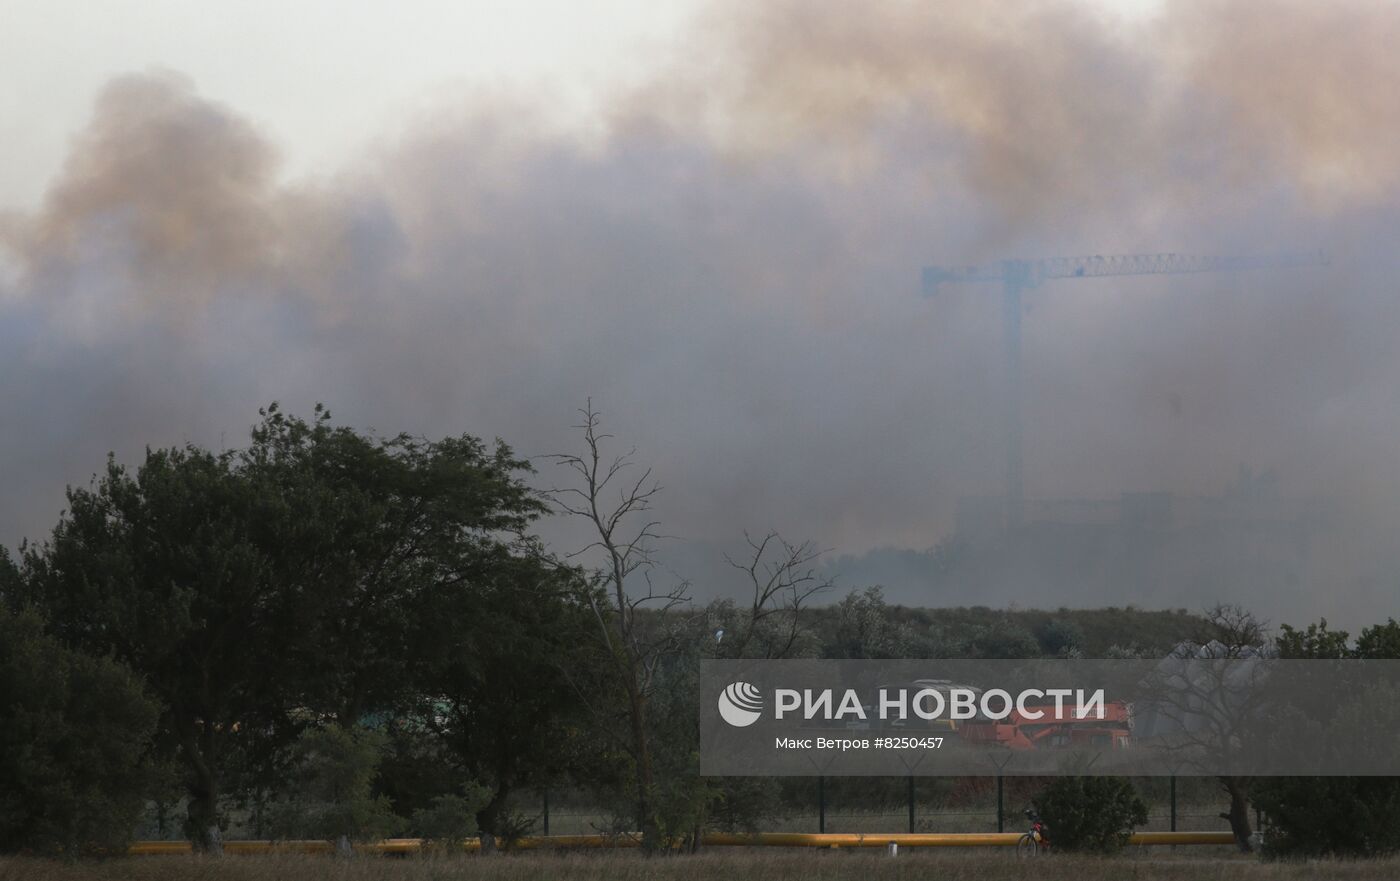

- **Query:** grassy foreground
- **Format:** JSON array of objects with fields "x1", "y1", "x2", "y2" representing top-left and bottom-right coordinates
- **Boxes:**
[{"x1": 1, "y1": 850, "x2": 1396, "y2": 881}]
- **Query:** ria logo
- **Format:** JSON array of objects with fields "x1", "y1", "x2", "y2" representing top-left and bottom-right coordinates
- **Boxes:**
[{"x1": 718, "y1": 682, "x2": 764, "y2": 727}]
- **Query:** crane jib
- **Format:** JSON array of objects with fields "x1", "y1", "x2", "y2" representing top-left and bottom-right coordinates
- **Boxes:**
[{"x1": 921, "y1": 250, "x2": 1326, "y2": 294}]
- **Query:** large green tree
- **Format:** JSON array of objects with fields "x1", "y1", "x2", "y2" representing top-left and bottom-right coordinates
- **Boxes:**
[
  {"x1": 1358, "y1": 618, "x2": 1400, "y2": 660},
  {"x1": 19, "y1": 404, "x2": 546, "y2": 851},
  {"x1": 1257, "y1": 614, "x2": 1400, "y2": 858},
  {"x1": 1275, "y1": 618, "x2": 1350, "y2": 659},
  {"x1": 411, "y1": 552, "x2": 598, "y2": 849},
  {"x1": 237, "y1": 404, "x2": 546, "y2": 726},
  {"x1": 21, "y1": 443, "x2": 293, "y2": 851}
]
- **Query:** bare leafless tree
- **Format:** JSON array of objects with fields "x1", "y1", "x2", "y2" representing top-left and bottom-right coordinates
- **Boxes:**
[
  {"x1": 547, "y1": 401, "x2": 688, "y2": 851},
  {"x1": 719, "y1": 531, "x2": 831, "y2": 659},
  {"x1": 1198, "y1": 603, "x2": 1269, "y2": 657},
  {"x1": 1175, "y1": 603, "x2": 1270, "y2": 851}
]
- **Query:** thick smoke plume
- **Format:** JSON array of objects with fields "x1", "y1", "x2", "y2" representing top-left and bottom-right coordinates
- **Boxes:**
[{"x1": 4, "y1": 1, "x2": 1400, "y2": 625}]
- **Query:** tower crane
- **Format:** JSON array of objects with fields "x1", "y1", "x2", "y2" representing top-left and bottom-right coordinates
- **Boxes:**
[{"x1": 920, "y1": 251, "x2": 1328, "y2": 528}]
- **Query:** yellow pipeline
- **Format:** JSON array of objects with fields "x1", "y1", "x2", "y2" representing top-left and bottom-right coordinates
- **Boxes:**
[
  {"x1": 1128, "y1": 831, "x2": 1235, "y2": 846},
  {"x1": 127, "y1": 836, "x2": 637, "y2": 855},
  {"x1": 703, "y1": 831, "x2": 1234, "y2": 847},
  {"x1": 704, "y1": 832, "x2": 1019, "y2": 847},
  {"x1": 127, "y1": 830, "x2": 1233, "y2": 855}
]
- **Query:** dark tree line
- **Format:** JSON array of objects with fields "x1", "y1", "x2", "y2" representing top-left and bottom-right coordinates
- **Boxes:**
[
  {"x1": 0, "y1": 404, "x2": 827, "y2": 856},
  {"x1": 2, "y1": 405, "x2": 601, "y2": 855},
  {"x1": 5, "y1": 403, "x2": 1398, "y2": 860},
  {"x1": 1254, "y1": 616, "x2": 1400, "y2": 859}
]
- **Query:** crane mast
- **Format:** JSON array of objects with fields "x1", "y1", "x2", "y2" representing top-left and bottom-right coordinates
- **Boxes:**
[{"x1": 920, "y1": 251, "x2": 1326, "y2": 529}]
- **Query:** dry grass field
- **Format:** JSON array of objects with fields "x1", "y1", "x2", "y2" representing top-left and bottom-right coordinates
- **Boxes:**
[{"x1": 2, "y1": 850, "x2": 1396, "y2": 881}]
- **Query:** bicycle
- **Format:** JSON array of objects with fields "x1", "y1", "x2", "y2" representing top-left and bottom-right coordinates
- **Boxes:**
[{"x1": 1017, "y1": 808, "x2": 1050, "y2": 857}]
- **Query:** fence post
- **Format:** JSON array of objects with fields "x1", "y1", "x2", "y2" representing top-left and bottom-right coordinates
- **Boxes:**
[
  {"x1": 996, "y1": 774, "x2": 1004, "y2": 833},
  {"x1": 543, "y1": 787, "x2": 550, "y2": 837},
  {"x1": 907, "y1": 776, "x2": 916, "y2": 833},
  {"x1": 1170, "y1": 775, "x2": 1177, "y2": 832},
  {"x1": 818, "y1": 776, "x2": 826, "y2": 834}
]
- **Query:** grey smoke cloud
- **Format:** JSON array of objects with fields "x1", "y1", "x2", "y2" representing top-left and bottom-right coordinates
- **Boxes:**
[{"x1": 3, "y1": 2, "x2": 1400, "y2": 626}]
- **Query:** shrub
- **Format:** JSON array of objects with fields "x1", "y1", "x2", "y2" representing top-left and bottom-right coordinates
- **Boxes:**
[
  {"x1": 1037, "y1": 618, "x2": 1086, "y2": 655},
  {"x1": 1254, "y1": 776, "x2": 1400, "y2": 859},
  {"x1": 0, "y1": 605, "x2": 160, "y2": 857},
  {"x1": 968, "y1": 618, "x2": 1041, "y2": 659},
  {"x1": 411, "y1": 786, "x2": 489, "y2": 850},
  {"x1": 1032, "y1": 776, "x2": 1148, "y2": 854},
  {"x1": 268, "y1": 724, "x2": 402, "y2": 851}
]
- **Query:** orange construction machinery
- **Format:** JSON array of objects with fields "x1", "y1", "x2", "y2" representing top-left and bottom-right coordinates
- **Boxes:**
[
  {"x1": 882, "y1": 680, "x2": 1134, "y2": 751},
  {"x1": 956, "y1": 699, "x2": 1133, "y2": 751}
]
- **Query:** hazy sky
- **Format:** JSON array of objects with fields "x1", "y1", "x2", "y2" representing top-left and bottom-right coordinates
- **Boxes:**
[
  {"x1": 0, "y1": 1, "x2": 677, "y2": 210},
  {"x1": 3, "y1": 0, "x2": 1396, "y2": 625},
  {"x1": 1, "y1": 0, "x2": 1162, "y2": 211}
]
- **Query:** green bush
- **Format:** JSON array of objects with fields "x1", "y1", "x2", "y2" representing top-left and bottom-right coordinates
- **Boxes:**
[
  {"x1": 1032, "y1": 776, "x2": 1148, "y2": 854},
  {"x1": 411, "y1": 786, "x2": 489, "y2": 850},
  {"x1": 1254, "y1": 776, "x2": 1400, "y2": 859},
  {"x1": 0, "y1": 605, "x2": 160, "y2": 857},
  {"x1": 1037, "y1": 618, "x2": 1085, "y2": 655},
  {"x1": 268, "y1": 724, "x2": 402, "y2": 850}
]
